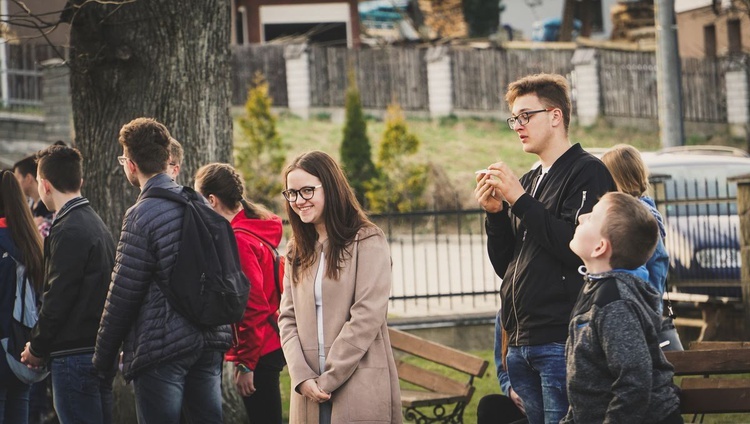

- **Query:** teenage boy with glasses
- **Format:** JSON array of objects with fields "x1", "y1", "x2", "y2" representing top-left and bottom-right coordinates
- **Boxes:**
[{"x1": 475, "y1": 73, "x2": 616, "y2": 424}]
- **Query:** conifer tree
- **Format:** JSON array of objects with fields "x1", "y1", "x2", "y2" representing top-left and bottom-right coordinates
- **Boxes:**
[
  {"x1": 366, "y1": 103, "x2": 428, "y2": 212},
  {"x1": 340, "y1": 70, "x2": 375, "y2": 206},
  {"x1": 236, "y1": 72, "x2": 287, "y2": 211}
]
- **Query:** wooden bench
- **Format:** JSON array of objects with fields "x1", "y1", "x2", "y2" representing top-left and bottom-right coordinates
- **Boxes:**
[
  {"x1": 664, "y1": 346, "x2": 750, "y2": 420},
  {"x1": 388, "y1": 327, "x2": 489, "y2": 424}
]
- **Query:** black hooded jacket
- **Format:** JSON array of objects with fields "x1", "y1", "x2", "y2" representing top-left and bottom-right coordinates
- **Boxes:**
[{"x1": 486, "y1": 143, "x2": 616, "y2": 346}]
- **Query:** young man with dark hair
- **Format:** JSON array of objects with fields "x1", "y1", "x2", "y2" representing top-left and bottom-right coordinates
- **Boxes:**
[
  {"x1": 475, "y1": 73, "x2": 616, "y2": 424},
  {"x1": 93, "y1": 117, "x2": 231, "y2": 423},
  {"x1": 20, "y1": 145, "x2": 116, "y2": 423},
  {"x1": 12, "y1": 155, "x2": 53, "y2": 236},
  {"x1": 167, "y1": 137, "x2": 183, "y2": 181},
  {"x1": 562, "y1": 192, "x2": 682, "y2": 424}
]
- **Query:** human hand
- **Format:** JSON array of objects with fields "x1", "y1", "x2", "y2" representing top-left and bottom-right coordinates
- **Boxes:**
[
  {"x1": 299, "y1": 379, "x2": 331, "y2": 403},
  {"x1": 509, "y1": 387, "x2": 526, "y2": 414},
  {"x1": 475, "y1": 171, "x2": 505, "y2": 213},
  {"x1": 20, "y1": 342, "x2": 44, "y2": 369},
  {"x1": 482, "y1": 163, "x2": 525, "y2": 205},
  {"x1": 234, "y1": 368, "x2": 256, "y2": 397}
]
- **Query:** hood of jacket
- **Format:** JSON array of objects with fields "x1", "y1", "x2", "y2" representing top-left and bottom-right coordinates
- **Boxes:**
[
  {"x1": 231, "y1": 211, "x2": 283, "y2": 248},
  {"x1": 639, "y1": 196, "x2": 666, "y2": 239},
  {"x1": 585, "y1": 268, "x2": 662, "y2": 318}
]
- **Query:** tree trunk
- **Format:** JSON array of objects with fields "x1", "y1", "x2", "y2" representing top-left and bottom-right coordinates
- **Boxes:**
[{"x1": 67, "y1": 0, "x2": 233, "y2": 235}]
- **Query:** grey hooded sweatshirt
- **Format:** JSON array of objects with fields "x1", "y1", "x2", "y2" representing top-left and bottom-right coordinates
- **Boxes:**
[{"x1": 560, "y1": 269, "x2": 680, "y2": 424}]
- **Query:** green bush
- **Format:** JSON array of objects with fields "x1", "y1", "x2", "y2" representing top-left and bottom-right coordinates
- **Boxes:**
[
  {"x1": 235, "y1": 72, "x2": 287, "y2": 211},
  {"x1": 366, "y1": 103, "x2": 428, "y2": 213},
  {"x1": 340, "y1": 70, "x2": 376, "y2": 206}
]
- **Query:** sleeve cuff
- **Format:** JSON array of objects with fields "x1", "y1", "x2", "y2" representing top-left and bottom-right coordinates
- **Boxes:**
[{"x1": 510, "y1": 193, "x2": 533, "y2": 216}]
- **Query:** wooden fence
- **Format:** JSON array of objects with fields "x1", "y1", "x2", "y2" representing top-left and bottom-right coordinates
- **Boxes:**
[
  {"x1": 230, "y1": 44, "x2": 288, "y2": 107},
  {"x1": 308, "y1": 45, "x2": 429, "y2": 110},
  {"x1": 451, "y1": 47, "x2": 575, "y2": 112}
]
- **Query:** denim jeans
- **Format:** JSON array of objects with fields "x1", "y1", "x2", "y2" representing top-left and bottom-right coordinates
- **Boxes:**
[
  {"x1": 50, "y1": 352, "x2": 114, "y2": 424},
  {"x1": 506, "y1": 343, "x2": 568, "y2": 424},
  {"x1": 133, "y1": 349, "x2": 223, "y2": 424},
  {"x1": 0, "y1": 355, "x2": 32, "y2": 424}
]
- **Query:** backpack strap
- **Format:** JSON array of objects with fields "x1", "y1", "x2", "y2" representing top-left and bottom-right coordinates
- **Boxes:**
[
  {"x1": 234, "y1": 228, "x2": 282, "y2": 336},
  {"x1": 233, "y1": 228, "x2": 282, "y2": 295}
]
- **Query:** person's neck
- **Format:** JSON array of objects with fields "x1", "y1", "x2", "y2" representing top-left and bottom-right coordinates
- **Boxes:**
[
  {"x1": 138, "y1": 172, "x2": 161, "y2": 191},
  {"x1": 537, "y1": 134, "x2": 572, "y2": 169},
  {"x1": 316, "y1": 226, "x2": 328, "y2": 244},
  {"x1": 49, "y1": 191, "x2": 82, "y2": 212},
  {"x1": 583, "y1": 260, "x2": 612, "y2": 275}
]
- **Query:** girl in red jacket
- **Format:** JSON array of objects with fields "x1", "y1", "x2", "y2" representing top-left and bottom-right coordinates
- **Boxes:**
[{"x1": 195, "y1": 163, "x2": 285, "y2": 424}]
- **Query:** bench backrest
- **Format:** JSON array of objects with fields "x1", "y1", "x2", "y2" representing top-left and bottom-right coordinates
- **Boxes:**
[
  {"x1": 664, "y1": 348, "x2": 750, "y2": 376},
  {"x1": 388, "y1": 328, "x2": 489, "y2": 396}
]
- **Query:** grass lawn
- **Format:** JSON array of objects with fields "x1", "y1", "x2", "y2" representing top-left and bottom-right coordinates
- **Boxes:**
[
  {"x1": 259, "y1": 112, "x2": 740, "y2": 209},
  {"x1": 279, "y1": 350, "x2": 750, "y2": 423}
]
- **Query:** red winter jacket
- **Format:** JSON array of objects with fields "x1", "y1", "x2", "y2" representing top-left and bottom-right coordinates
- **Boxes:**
[{"x1": 224, "y1": 211, "x2": 283, "y2": 370}]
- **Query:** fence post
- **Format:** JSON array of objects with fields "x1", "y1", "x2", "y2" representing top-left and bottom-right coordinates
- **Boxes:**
[
  {"x1": 730, "y1": 174, "x2": 750, "y2": 338},
  {"x1": 426, "y1": 46, "x2": 452, "y2": 118},
  {"x1": 571, "y1": 48, "x2": 599, "y2": 127},
  {"x1": 726, "y1": 66, "x2": 749, "y2": 139},
  {"x1": 41, "y1": 58, "x2": 73, "y2": 143},
  {"x1": 284, "y1": 43, "x2": 310, "y2": 119}
]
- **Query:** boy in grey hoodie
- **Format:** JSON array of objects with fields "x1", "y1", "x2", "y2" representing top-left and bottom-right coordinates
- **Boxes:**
[{"x1": 561, "y1": 192, "x2": 682, "y2": 424}]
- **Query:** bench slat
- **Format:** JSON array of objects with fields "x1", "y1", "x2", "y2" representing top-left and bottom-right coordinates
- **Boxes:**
[
  {"x1": 689, "y1": 341, "x2": 750, "y2": 350},
  {"x1": 399, "y1": 389, "x2": 472, "y2": 408},
  {"x1": 665, "y1": 348, "x2": 750, "y2": 375},
  {"x1": 396, "y1": 360, "x2": 470, "y2": 397},
  {"x1": 389, "y1": 328, "x2": 488, "y2": 377},
  {"x1": 678, "y1": 378, "x2": 750, "y2": 414}
]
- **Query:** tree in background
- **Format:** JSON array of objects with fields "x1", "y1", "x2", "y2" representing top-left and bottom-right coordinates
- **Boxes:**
[
  {"x1": 366, "y1": 103, "x2": 427, "y2": 213},
  {"x1": 462, "y1": 0, "x2": 501, "y2": 37},
  {"x1": 340, "y1": 70, "x2": 375, "y2": 207},
  {"x1": 236, "y1": 72, "x2": 287, "y2": 211}
]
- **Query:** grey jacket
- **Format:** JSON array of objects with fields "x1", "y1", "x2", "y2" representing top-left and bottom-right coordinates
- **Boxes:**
[
  {"x1": 93, "y1": 174, "x2": 232, "y2": 381},
  {"x1": 561, "y1": 270, "x2": 680, "y2": 424}
]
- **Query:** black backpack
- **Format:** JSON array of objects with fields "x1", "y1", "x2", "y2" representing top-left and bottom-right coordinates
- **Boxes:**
[{"x1": 140, "y1": 186, "x2": 250, "y2": 328}]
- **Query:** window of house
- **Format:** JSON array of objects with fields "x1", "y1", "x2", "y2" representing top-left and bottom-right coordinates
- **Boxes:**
[
  {"x1": 728, "y1": 19, "x2": 741, "y2": 54},
  {"x1": 704, "y1": 24, "x2": 717, "y2": 58}
]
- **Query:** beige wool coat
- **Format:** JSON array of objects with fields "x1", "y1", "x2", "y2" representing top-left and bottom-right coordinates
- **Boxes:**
[{"x1": 279, "y1": 226, "x2": 402, "y2": 424}]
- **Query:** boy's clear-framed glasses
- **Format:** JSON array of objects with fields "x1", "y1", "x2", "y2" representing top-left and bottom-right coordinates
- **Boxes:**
[
  {"x1": 282, "y1": 185, "x2": 323, "y2": 202},
  {"x1": 117, "y1": 155, "x2": 130, "y2": 166},
  {"x1": 506, "y1": 108, "x2": 553, "y2": 130}
]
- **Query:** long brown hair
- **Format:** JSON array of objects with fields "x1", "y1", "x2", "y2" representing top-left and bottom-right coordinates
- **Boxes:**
[
  {"x1": 282, "y1": 151, "x2": 373, "y2": 283},
  {"x1": 601, "y1": 144, "x2": 649, "y2": 198},
  {"x1": 194, "y1": 163, "x2": 272, "y2": 220},
  {"x1": 0, "y1": 170, "x2": 44, "y2": 293}
]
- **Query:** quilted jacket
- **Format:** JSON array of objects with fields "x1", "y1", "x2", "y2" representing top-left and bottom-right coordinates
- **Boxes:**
[{"x1": 93, "y1": 174, "x2": 232, "y2": 381}]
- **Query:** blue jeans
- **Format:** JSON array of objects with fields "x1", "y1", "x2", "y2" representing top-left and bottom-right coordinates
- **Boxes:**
[
  {"x1": 50, "y1": 352, "x2": 114, "y2": 424},
  {"x1": 0, "y1": 354, "x2": 32, "y2": 424},
  {"x1": 133, "y1": 349, "x2": 223, "y2": 424},
  {"x1": 506, "y1": 343, "x2": 568, "y2": 424}
]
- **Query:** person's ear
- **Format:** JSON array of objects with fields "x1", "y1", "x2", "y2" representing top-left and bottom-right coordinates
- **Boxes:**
[
  {"x1": 550, "y1": 108, "x2": 563, "y2": 128},
  {"x1": 207, "y1": 194, "x2": 218, "y2": 209},
  {"x1": 591, "y1": 238, "x2": 609, "y2": 259},
  {"x1": 40, "y1": 178, "x2": 52, "y2": 195}
]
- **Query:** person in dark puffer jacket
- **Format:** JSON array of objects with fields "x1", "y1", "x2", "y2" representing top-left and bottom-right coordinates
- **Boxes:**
[
  {"x1": 93, "y1": 118, "x2": 231, "y2": 424},
  {"x1": 562, "y1": 192, "x2": 682, "y2": 424}
]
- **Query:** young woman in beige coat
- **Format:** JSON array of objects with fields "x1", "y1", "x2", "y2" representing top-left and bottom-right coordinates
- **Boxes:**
[{"x1": 278, "y1": 151, "x2": 402, "y2": 424}]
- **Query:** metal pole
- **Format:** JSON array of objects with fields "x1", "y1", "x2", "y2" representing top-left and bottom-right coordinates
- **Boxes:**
[
  {"x1": 0, "y1": 0, "x2": 9, "y2": 108},
  {"x1": 655, "y1": 0, "x2": 685, "y2": 147}
]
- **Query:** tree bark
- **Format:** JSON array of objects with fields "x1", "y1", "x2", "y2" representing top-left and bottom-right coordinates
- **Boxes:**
[{"x1": 67, "y1": 0, "x2": 233, "y2": 235}]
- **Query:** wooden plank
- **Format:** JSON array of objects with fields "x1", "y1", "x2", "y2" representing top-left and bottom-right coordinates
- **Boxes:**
[
  {"x1": 396, "y1": 361, "x2": 469, "y2": 397},
  {"x1": 399, "y1": 389, "x2": 470, "y2": 408},
  {"x1": 679, "y1": 378, "x2": 750, "y2": 414},
  {"x1": 389, "y1": 328, "x2": 488, "y2": 377},
  {"x1": 689, "y1": 341, "x2": 750, "y2": 350},
  {"x1": 665, "y1": 349, "x2": 750, "y2": 375}
]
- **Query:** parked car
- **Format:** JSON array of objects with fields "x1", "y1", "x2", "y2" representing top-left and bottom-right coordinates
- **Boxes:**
[{"x1": 642, "y1": 147, "x2": 750, "y2": 298}]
